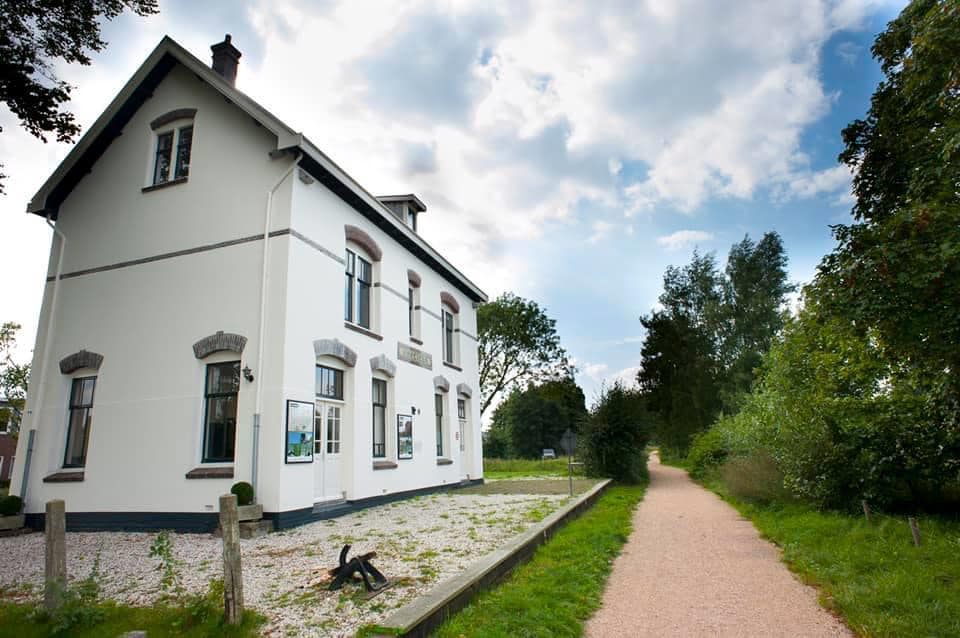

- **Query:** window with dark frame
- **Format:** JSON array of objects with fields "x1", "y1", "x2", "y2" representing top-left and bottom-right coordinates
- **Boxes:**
[
  {"x1": 408, "y1": 287, "x2": 414, "y2": 336},
  {"x1": 202, "y1": 361, "x2": 240, "y2": 463},
  {"x1": 315, "y1": 365, "x2": 344, "y2": 400},
  {"x1": 174, "y1": 125, "x2": 193, "y2": 179},
  {"x1": 458, "y1": 398, "x2": 466, "y2": 420},
  {"x1": 153, "y1": 131, "x2": 174, "y2": 184},
  {"x1": 372, "y1": 378, "x2": 387, "y2": 458},
  {"x1": 345, "y1": 249, "x2": 372, "y2": 329},
  {"x1": 443, "y1": 309, "x2": 455, "y2": 364},
  {"x1": 64, "y1": 376, "x2": 96, "y2": 468},
  {"x1": 435, "y1": 393, "x2": 444, "y2": 456}
]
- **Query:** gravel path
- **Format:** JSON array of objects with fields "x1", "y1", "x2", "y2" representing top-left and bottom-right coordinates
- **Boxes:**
[
  {"x1": 0, "y1": 491, "x2": 565, "y2": 637},
  {"x1": 585, "y1": 453, "x2": 852, "y2": 638}
]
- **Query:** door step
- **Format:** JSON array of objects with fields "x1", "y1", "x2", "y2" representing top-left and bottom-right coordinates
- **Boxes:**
[{"x1": 239, "y1": 519, "x2": 274, "y2": 539}]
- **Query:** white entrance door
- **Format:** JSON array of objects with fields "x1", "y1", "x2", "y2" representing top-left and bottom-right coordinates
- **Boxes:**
[
  {"x1": 314, "y1": 402, "x2": 342, "y2": 501},
  {"x1": 457, "y1": 398, "x2": 468, "y2": 477}
]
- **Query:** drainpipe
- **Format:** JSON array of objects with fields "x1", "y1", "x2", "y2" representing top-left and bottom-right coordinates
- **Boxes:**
[
  {"x1": 19, "y1": 215, "x2": 66, "y2": 501},
  {"x1": 251, "y1": 151, "x2": 301, "y2": 499}
]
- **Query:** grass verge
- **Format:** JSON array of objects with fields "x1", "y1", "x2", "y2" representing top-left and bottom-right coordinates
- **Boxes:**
[
  {"x1": 431, "y1": 483, "x2": 645, "y2": 638},
  {"x1": 0, "y1": 594, "x2": 265, "y2": 638},
  {"x1": 483, "y1": 457, "x2": 584, "y2": 480},
  {"x1": 704, "y1": 477, "x2": 960, "y2": 637}
]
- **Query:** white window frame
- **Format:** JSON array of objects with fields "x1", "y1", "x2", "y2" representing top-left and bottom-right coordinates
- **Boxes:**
[
  {"x1": 442, "y1": 305, "x2": 460, "y2": 365},
  {"x1": 150, "y1": 121, "x2": 194, "y2": 186}
]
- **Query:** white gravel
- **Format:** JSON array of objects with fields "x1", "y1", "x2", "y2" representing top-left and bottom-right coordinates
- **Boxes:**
[{"x1": 0, "y1": 492, "x2": 566, "y2": 637}]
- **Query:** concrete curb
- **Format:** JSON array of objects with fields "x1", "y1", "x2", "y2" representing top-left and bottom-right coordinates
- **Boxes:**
[{"x1": 371, "y1": 478, "x2": 614, "y2": 637}]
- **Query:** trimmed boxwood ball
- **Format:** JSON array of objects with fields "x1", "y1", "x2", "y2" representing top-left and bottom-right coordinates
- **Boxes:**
[
  {"x1": 230, "y1": 481, "x2": 254, "y2": 506},
  {"x1": 0, "y1": 495, "x2": 23, "y2": 517}
]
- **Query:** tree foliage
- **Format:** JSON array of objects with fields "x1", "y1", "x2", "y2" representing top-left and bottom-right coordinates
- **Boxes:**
[
  {"x1": 581, "y1": 382, "x2": 652, "y2": 483},
  {"x1": 692, "y1": 0, "x2": 960, "y2": 512},
  {"x1": 485, "y1": 376, "x2": 586, "y2": 459},
  {"x1": 478, "y1": 293, "x2": 573, "y2": 416},
  {"x1": 0, "y1": 0, "x2": 159, "y2": 192},
  {"x1": 0, "y1": 322, "x2": 30, "y2": 434},
  {"x1": 638, "y1": 234, "x2": 794, "y2": 454}
]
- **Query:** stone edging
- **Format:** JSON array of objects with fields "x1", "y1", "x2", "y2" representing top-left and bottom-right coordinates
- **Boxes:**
[{"x1": 371, "y1": 478, "x2": 613, "y2": 637}]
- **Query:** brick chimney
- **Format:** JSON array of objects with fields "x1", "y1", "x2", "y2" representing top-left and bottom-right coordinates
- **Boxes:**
[{"x1": 211, "y1": 34, "x2": 241, "y2": 86}]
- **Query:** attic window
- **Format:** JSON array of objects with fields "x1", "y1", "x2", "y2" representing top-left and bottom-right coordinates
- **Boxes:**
[{"x1": 153, "y1": 125, "x2": 193, "y2": 185}]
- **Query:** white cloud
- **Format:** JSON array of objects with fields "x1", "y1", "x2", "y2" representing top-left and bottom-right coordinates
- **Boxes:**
[
  {"x1": 779, "y1": 164, "x2": 852, "y2": 200},
  {"x1": 656, "y1": 230, "x2": 715, "y2": 250},
  {"x1": 587, "y1": 220, "x2": 614, "y2": 244},
  {"x1": 0, "y1": 0, "x2": 887, "y2": 357}
]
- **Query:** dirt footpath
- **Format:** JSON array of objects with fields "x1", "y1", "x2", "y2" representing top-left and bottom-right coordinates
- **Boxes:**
[{"x1": 585, "y1": 453, "x2": 851, "y2": 638}]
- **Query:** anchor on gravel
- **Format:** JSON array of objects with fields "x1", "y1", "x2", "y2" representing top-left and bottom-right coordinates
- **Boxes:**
[{"x1": 327, "y1": 544, "x2": 389, "y2": 592}]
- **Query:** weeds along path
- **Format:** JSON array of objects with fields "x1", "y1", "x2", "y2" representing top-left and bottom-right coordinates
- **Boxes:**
[{"x1": 585, "y1": 453, "x2": 851, "y2": 638}]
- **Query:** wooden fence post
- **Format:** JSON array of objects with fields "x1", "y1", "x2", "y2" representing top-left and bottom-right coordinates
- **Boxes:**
[
  {"x1": 44, "y1": 499, "x2": 67, "y2": 611},
  {"x1": 861, "y1": 500, "x2": 871, "y2": 523},
  {"x1": 219, "y1": 494, "x2": 244, "y2": 624},
  {"x1": 908, "y1": 517, "x2": 922, "y2": 547}
]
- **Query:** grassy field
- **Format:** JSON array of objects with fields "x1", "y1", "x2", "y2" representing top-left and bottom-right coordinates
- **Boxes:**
[
  {"x1": 431, "y1": 484, "x2": 645, "y2": 638},
  {"x1": 483, "y1": 457, "x2": 584, "y2": 479},
  {"x1": 703, "y1": 478, "x2": 960, "y2": 637}
]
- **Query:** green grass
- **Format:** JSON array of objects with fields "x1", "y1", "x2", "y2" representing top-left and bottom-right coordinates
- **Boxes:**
[
  {"x1": 705, "y1": 478, "x2": 960, "y2": 637},
  {"x1": 0, "y1": 599, "x2": 265, "y2": 638},
  {"x1": 483, "y1": 457, "x2": 584, "y2": 479},
  {"x1": 430, "y1": 484, "x2": 645, "y2": 638}
]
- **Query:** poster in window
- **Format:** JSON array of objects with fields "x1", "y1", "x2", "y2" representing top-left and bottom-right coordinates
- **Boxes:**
[
  {"x1": 285, "y1": 400, "x2": 314, "y2": 463},
  {"x1": 397, "y1": 414, "x2": 413, "y2": 460}
]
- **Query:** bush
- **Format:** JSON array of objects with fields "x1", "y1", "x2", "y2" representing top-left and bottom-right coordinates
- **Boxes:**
[
  {"x1": 581, "y1": 382, "x2": 652, "y2": 484},
  {"x1": 686, "y1": 427, "x2": 728, "y2": 479},
  {"x1": 0, "y1": 495, "x2": 23, "y2": 516},
  {"x1": 230, "y1": 482, "x2": 254, "y2": 506},
  {"x1": 720, "y1": 450, "x2": 788, "y2": 504}
]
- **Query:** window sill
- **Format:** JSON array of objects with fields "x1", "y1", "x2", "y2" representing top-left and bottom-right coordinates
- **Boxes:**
[
  {"x1": 443, "y1": 361, "x2": 463, "y2": 372},
  {"x1": 372, "y1": 460, "x2": 398, "y2": 470},
  {"x1": 142, "y1": 176, "x2": 188, "y2": 193},
  {"x1": 44, "y1": 471, "x2": 85, "y2": 483},
  {"x1": 185, "y1": 466, "x2": 234, "y2": 479},
  {"x1": 409, "y1": 336, "x2": 423, "y2": 346},
  {"x1": 344, "y1": 322, "x2": 383, "y2": 341},
  {"x1": 436, "y1": 458, "x2": 453, "y2": 466}
]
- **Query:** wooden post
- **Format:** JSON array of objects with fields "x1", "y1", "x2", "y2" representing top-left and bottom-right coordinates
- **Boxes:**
[
  {"x1": 44, "y1": 499, "x2": 67, "y2": 611},
  {"x1": 219, "y1": 494, "x2": 244, "y2": 624},
  {"x1": 908, "y1": 517, "x2": 922, "y2": 547},
  {"x1": 861, "y1": 500, "x2": 871, "y2": 523}
]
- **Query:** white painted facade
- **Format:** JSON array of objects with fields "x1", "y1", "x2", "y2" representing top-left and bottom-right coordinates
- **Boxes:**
[{"x1": 10, "y1": 36, "x2": 486, "y2": 528}]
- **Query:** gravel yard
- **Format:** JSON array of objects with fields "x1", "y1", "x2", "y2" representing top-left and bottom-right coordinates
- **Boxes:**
[{"x1": 0, "y1": 490, "x2": 567, "y2": 637}]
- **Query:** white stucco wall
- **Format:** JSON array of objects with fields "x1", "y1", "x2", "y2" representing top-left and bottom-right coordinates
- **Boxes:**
[
  {"x1": 281, "y1": 175, "x2": 484, "y2": 506},
  {"x1": 12, "y1": 63, "x2": 295, "y2": 515},
  {"x1": 12, "y1": 59, "x2": 484, "y2": 521}
]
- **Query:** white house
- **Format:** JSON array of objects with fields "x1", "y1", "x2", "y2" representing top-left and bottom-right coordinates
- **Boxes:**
[{"x1": 10, "y1": 35, "x2": 487, "y2": 532}]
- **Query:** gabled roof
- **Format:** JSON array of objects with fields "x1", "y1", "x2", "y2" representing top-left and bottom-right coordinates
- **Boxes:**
[{"x1": 27, "y1": 36, "x2": 487, "y2": 303}]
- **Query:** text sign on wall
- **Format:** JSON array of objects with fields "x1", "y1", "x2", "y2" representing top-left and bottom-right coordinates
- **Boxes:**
[{"x1": 398, "y1": 343, "x2": 433, "y2": 370}]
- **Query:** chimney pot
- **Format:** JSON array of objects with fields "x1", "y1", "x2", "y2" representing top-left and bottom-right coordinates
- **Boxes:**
[{"x1": 211, "y1": 34, "x2": 241, "y2": 86}]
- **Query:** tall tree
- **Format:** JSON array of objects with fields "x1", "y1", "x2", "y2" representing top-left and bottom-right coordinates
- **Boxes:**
[
  {"x1": 638, "y1": 234, "x2": 793, "y2": 453},
  {"x1": 0, "y1": 0, "x2": 159, "y2": 192},
  {"x1": 477, "y1": 293, "x2": 572, "y2": 416},
  {"x1": 819, "y1": 0, "x2": 960, "y2": 427},
  {"x1": 0, "y1": 322, "x2": 30, "y2": 434}
]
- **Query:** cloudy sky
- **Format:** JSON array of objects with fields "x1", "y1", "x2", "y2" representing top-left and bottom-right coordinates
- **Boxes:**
[{"x1": 0, "y1": 0, "x2": 904, "y2": 402}]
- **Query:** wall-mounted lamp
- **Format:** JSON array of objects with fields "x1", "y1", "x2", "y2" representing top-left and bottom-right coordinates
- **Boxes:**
[
  {"x1": 411, "y1": 406, "x2": 420, "y2": 416},
  {"x1": 242, "y1": 365, "x2": 255, "y2": 382}
]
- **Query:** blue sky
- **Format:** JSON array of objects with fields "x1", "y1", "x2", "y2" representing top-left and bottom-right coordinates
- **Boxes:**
[{"x1": 0, "y1": 0, "x2": 904, "y2": 404}]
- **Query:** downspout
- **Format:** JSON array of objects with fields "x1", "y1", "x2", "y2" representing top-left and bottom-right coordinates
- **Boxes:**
[
  {"x1": 251, "y1": 151, "x2": 301, "y2": 499},
  {"x1": 20, "y1": 215, "x2": 66, "y2": 501}
]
